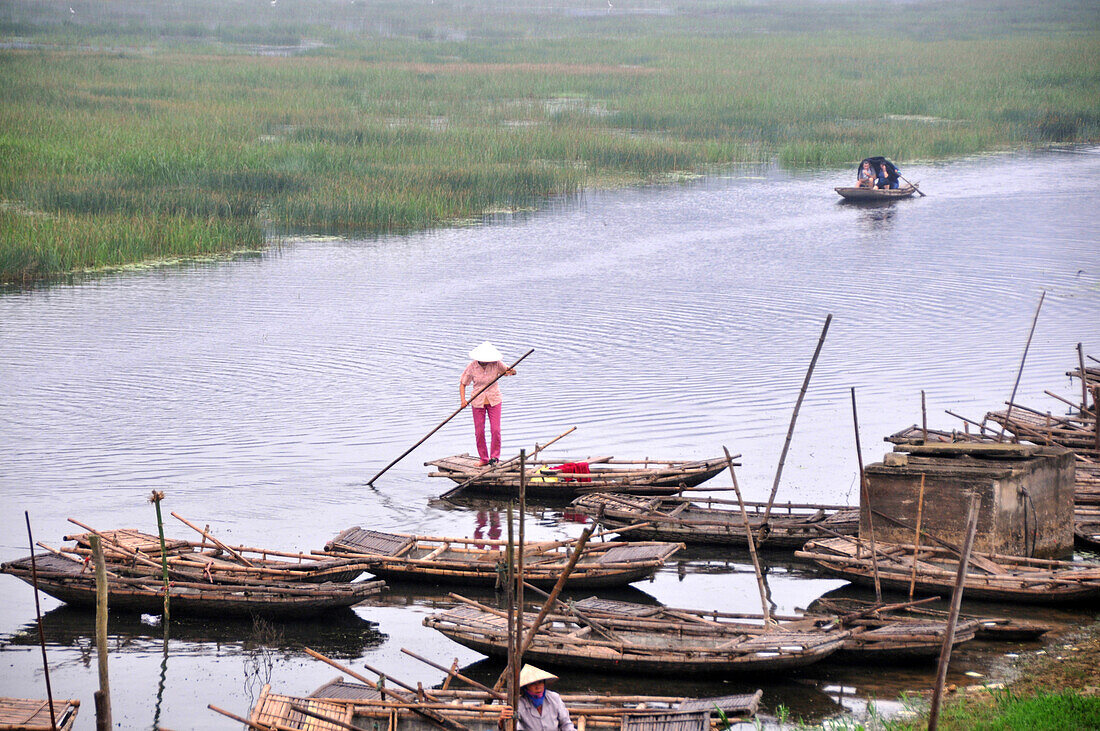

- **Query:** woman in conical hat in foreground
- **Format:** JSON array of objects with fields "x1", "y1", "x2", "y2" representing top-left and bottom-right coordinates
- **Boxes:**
[
  {"x1": 499, "y1": 665, "x2": 576, "y2": 731},
  {"x1": 459, "y1": 341, "x2": 516, "y2": 466}
]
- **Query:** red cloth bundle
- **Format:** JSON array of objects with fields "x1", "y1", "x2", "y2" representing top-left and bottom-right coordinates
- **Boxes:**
[{"x1": 554, "y1": 462, "x2": 591, "y2": 483}]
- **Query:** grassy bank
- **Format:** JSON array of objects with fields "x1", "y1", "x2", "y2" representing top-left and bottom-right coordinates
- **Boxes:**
[{"x1": 1, "y1": 0, "x2": 1098, "y2": 282}]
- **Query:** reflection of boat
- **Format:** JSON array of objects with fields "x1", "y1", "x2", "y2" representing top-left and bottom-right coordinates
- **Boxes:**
[
  {"x1": 0, "y1": 697, "x2": 79, "y2": 731},
  {"x1": 424, "y1": 595, "x2": 850, "y2": 675},
  {"x1": 572, "y1": 494, "x2": 858, "y2": 549},
  {"x1": 321, "y1": 528, "x2": 682, "y2": 588},
  {"x1": 835, "y1": 184, "x2": 919, "y2": 201},
  {"x1": 426, "y1": 454, "x2": 728, "y2": 499},
  {"x1": 796, "y1": 536, "x2": 1100, "y2": 604},
  {"x1": 0, "y1": 553, "x2": 385, "y2": 619},
  {"x1": 7, "y1": 604, "x2": 386, "y2": 658}
]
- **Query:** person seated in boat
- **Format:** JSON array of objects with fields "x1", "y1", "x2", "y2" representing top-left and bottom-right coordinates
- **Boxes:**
[
  {"x1": 857, "y1": 160, "x2": 876, "y2": 188},
  {"x1": 460, "y1": 341, "x2": 516, "y2": 466},
  {"x1": 875, "y1": 162, "x2": 900, "y2": 190},
  {"x1": 498, "y1": 665, "x2": 576, "y2": 731}
]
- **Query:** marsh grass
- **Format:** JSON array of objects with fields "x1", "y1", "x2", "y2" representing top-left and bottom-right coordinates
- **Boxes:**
[{"x1": 1, "y1": 0, "x2": 1098, "y2": 281}]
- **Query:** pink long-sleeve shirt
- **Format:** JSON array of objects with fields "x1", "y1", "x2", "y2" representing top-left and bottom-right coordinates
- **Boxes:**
[{"x1": 460, "y1": 360, "x2": 507, "y2": 407}]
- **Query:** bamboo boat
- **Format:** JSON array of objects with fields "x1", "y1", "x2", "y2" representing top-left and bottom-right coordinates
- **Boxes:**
[
  {"x1": 571, "y1": 493, "x2": 859, "y2": 549},
  {"x1": 320, "y1": 528, "x2": 683, "y2": 588},
  {"x1": 61, "y1": 526, "x2": 372, "y2": 585},
  {"x1": 1075, "y1": 506, "x2": 1100, "y2": 548},
  {"x1": 834, "y1": 183, "x2": 920, "y2": 201},
  {"x1": 246, "y1": 680, "x2": 762, "y2": 731},
  {"x1": 0, "y1": 697, "x2": 79, "y2": 731},
  {"x1": 0, "y1": 553, "x2": 386, "y2": 619},
  {"x1": 809, "y1": 597, "x2": 1053, "y2": 642},
  {"x1": 426, "y1": 454, "x2": 728, "y2": 499},
  {"x1": 423, "y1": 595, "x2": 850, "y2": 675},
  {"x1": 795, "y1": 536, "x2": 1100, "y2": 604}
]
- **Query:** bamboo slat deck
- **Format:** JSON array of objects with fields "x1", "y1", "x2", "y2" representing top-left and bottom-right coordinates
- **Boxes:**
[
  {"x1": 321, "y1": 527, "x2": 683, "y2": 588},
  {"x1": 424, "y1": 599, "x2": 850, "y2": 675},
  {"x1": 247, "y1": 682, "x2": 762, "y2": 731},
  {"x1": 985, "y1": 407, "x2": 1098, "y2": 459},
  {"x1": 809, "y1": 598, "x2": 1053, "y2": 641},
  {"x1": 63, "y1": 527, "x2": 372, "y2": 584},
  {"x1": 796, "y1": 536, "x2": 1100, "y2": 604},
  {"x1": 0, "y1": 553, "x2": 385, "y2": 619},
  {"x1": 426, "y1": 454, "x2": 727, "y2": 499},
  {"x1": 571, "y1": 493, "x2": 858, "y2": 549},
  {"x1": 886, "y1": 425, "x2": 990, "y2": 445},
  {"x1": 0, "y1": 698, "x2": 79, "y2": 731}
]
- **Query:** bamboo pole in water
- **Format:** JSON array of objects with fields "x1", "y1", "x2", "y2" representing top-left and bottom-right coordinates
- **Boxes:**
[
  {"x1": 760, "y1": 314, "x2": 831, "y2": 530},
  {"x1": 90, "y1": 535, "x2": 112, "y2": 731},
  {"x1": 1078, "y1": 343, "x2": 1089, "y2": 414},
  {"x1": 910, "y1": 475, "x2": 926, "y2": 602},
  {"x1": 369, "y1": 348, "x2": 533, "y2": 485},
  {"x1": 851, "y1": 387, "x2": 882, "y2": 602},
  {"x1": 724, "y1": 446, "x2": 772, "y2": 626},
  {"x1": 997, "y1": 291, "x2": 1044, "y2": 442},
  {"x1": 516, "y1": 449, "x2": 526, "y2": 677},
  {"x1": 24, "y1": 512, "x2": 58, "y2": 731},
  {"x1": 928, "y1": 493, "x2": 982, "y2": 731},
  {"x1": 150, "y1": 491, "x2": 171, "y2": 622}
]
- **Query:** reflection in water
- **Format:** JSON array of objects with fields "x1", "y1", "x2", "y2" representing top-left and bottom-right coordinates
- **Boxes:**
[
  {"x1": 153, "y1": 624, "x2": 169, "y2": 731},
  {"x1": 855, "y1": 202, "x2": 899, "y2": 229}
]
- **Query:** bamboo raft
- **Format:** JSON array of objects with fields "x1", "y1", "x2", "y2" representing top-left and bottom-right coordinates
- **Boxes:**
[
  {"x1": 426, "y1": 454, "x2": 728, "y2": 499},
  {"x1": 61, "y1": 525, "x2": 373, "y2": 585},
  {"x1": 0, "y1": 698, "x2": 79, "y2": 731},
  {"x1": 248, "y1": 681, "x2": 762, "y2": 731},
  {"x1": 423, "y1": 595, "x2": 851, "y2": 675},
  {"x1": 0, "y1": 553, "x2": 386, "y2": 619},
  {"x1": 571, "y1": 493, "x2": 859, "y2": 549},
  {"x1": 795, "y1": 536, "x2": 1100, "y2": 604},
  {"x1": 320, "y1": 528, "x2": 683, "y2": 588},
  {"x1": 809, "y1": 597, "x2": 1053, "y2": 642}
]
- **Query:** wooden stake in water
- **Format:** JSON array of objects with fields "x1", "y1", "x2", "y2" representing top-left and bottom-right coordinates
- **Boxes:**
[
  {"x1": 367, "y1": 348, "x2": 534, "y2": 485},
  {"x1": 89, "y1": 535, "x2": 112, "y2": 731},
  {"x1": 909, "y1": 474, "x2": 926, "y2": 602},
  {"x1": 516, "y1": 449, "x2": 526, "y2": 675},
  {"x1": 921, "y1": 390, "x2": 928, "y2": 442},
  {"x1": 1077, "y1": 343, "x2": 1088, "y2": 415},
  {"x1": 24, "y1": 512, "x2": 58, "y2": 731},
  {"x1": 723, "y1": 447, "x2": 772, "y2": 626},
  {"x1": 928, "y1": 492, "x2": 982, "y2": 731},
  {"x1": 760, "y1": 314, "x2": 831, "y2": 532},
  {"x1": 997, "y1": 291, "x2": 1045, "y2": 442},
  {"x1": 851, "y1": 387, "x2": 882, "y2": 603},
  {"x1": 505, "y1": 500, "x2": 517, "y2": 731},
  {"x1": 150, "y1": 490, "x2": 171, "y2": 622}
]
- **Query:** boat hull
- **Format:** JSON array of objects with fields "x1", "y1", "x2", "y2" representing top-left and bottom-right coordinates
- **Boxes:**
[{"x1": 835, "y1": 184, "x2": 919, "y2": 201}]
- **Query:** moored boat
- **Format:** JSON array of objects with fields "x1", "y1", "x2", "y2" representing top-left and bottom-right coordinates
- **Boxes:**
[
  {"x1": 835, "y1": 183, "x2": 919, "y2": 201},
  {"x1": 320, "y1": 527, "x2": 683, "y2": 588},
  {"x1": 571, "y1": 493, "x2": 859, "y2": 549},
  {"x1": 427, "y1": 454, "x2": 729, "y2": 499}
]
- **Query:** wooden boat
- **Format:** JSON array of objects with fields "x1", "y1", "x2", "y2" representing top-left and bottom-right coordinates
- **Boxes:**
[
  {"x1": 0, "y1": 553, "x2": 386, "y2": 619},
  {"x1": 552, "y1": 596, "x2": 977, "y2": 663},
  {"x1": 426, "y1": 454, "x2": 728, "y2": 499},
  {"x1": 424, "y1": 595, "x2": 850, "y2": 675},
  {"x1": 0, "y1": 697, "x2": 79, "y2": 731},
  {"x1": 246, "y1": 679, "x2": 762, "y2": 731},
  {"x1": 61, "y1": 526, "x2": 372, "y2": 585},
  {"x1": 321, "y1": 528, "x2": 683, "y2": 588},
  {"x1": 795, "y1": 535, "x2": 1100, "y2": 604},
  {"x1": 809, "y1": 597, "x2": 1053, "y2": 642},
  {"x1": 571, "y1": 493, "x2": 859, "y2": 549},
  {"x1": 834, "y1": 183, "x2": 919, "y2": 201},
  {"x1": 1075, "y1": 506, "x2": 1100, "y2": 548}
]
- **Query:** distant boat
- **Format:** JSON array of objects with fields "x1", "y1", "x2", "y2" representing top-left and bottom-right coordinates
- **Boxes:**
[{"x1": 835, "y1": 182, "x2": 920, "y2": 201}]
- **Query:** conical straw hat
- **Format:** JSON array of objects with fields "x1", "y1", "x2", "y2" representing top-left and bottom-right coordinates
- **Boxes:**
[{"x1": 518, "y1": 664, "x2": 558, "y2": 688}]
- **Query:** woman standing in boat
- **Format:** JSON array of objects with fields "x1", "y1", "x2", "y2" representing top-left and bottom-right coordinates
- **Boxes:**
[
  {"x1": 460, "y1": 341, "x2": 516, "y2": 466},
  {"x1": 499, "y1": 665, "x2": 576, "y2": 731}
]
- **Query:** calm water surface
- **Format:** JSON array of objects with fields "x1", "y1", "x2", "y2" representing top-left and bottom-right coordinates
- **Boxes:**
[{"x1": 1, "y1": 148, "x2": 1098, "y2": 729}]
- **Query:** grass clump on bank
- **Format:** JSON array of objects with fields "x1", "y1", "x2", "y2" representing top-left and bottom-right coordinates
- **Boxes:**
[{"x1": 1, "y1": 0, "x2": 1098, "y2": 282}]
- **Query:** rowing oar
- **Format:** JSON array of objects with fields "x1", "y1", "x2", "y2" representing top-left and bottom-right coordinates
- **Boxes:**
[
  {"x1": 440, "y1": 425, "x2": 576, "y2": 499},
  {"x1": 898, "y1": 173, "x2": 925, "y2": 196},
  {"x1": 368, "y1": 348, "x2": 534, "y2": 486}
]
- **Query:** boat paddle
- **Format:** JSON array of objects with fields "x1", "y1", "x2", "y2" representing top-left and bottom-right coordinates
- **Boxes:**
[
  {"x1": 898, "y1": 174, "x2": 925, "y2": 196},
  {"x1": 367, "y1": 348, "x2": 534, "y2": 486}
]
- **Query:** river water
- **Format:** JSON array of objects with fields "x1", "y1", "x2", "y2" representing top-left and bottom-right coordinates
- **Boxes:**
[{"x1": 1, "y1": 148, "x2": 1098, "y2": 729}]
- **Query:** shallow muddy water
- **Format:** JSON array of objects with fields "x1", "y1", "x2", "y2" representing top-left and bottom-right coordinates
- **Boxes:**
[{"x1": 1, "y1": 148, "x2": 1098, "y2": 729}]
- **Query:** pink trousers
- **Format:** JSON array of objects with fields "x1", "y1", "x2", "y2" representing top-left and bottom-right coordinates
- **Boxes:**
[{"x1": 472, "y1": 403, "x2": 502, "y2": 462}]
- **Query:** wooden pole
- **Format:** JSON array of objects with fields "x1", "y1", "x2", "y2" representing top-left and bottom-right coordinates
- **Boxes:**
[
  {"x1": 368, "y1": 348, "x2": 534, "y2": 485},
  {"x1": 170, "y1": 512, "x2": 256, "y2": 567},
  {"x1": 441, "y1": 426, "x2": 576, "y2": 498},
  {"x1": 928, "y1": 492, "x2": 982, "y2": 731},
  {"x1": 150, "y1": 491, "x2": 171, "y2": 621},
  {"x1": 997, "y1": 291, "x2": 1045, "y2": 442},
  {"x1": 24, "y1": 512, "x2": 58, "y2": 731},
  {"x1": 516, "y1": 449, "x2": 526, "y2": 679},
  {"x1": 921, "y1": 390, "x2": 928, "y2": 442},
  {"x1": 399, "y1": 648, "x2": 505, "y2": 698},
  {"x1": 851, "y1": 387, "x2": 882, "y2": 602},
  {"x1": 723, "y1": 447, "x2": 772, "y2": 626},
  {"x1": 760, "y1": 314, "x2": 831, "y2": 530},
  {"x1": 909, "y1": 475, "x2": 926, "y2": 602},
  {"x1": 1078, "y1": 343, "x2": 1089, "y2": 415},
  {"x1": 505, "y1": 501, "x2": 517, "y2": 731},
  {"x1": 90, "y1": 535, "x2": 112, "y2": 731}
]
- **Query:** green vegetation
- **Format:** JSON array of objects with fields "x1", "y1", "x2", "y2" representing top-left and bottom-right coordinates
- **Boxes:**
[{"x1": 1, "y1": 0, "x2": 1098, "y2": 282}]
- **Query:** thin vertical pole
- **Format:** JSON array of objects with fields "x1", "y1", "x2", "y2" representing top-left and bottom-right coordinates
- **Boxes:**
[
  {"x1": 150, "y1": 491, "x2": 171, "y2": 622},
  {"x1": 851, "y1": 387, "x2": 882, "y2": 602},
  {"x1": 724, "y1": 447, "x2": 772, "y2": 626},
  {"x1": 928, "y1": 493, "x2": 982, "y2": 731},
  {"x1": 505, "y1": 502, "x2": 517, "y2": 731},
  {"x1": 516, "y1": 449, "x2": 526, "y2": 675},
  {"x1": 909, "y1": 475, "x2": 926, "y2": 602},
  {"x1": 24, "y1": 512, "x2": 57, "y2": 731},
  {"x1": 998, "y1": 291, "x2": 1045, "y2": 442},
  {"x1": 761, "y1": 314, "x2": 832, "y2": 530},
  {"x1": 1077, "y1": 343, "x2": 1089, "y2": 415},
  {"x1": 921, "y1": 390, "x2": 928, "y2": 442},
  {"x1": 90, "y1": 535, "x2": 112, "y2": 731}
]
